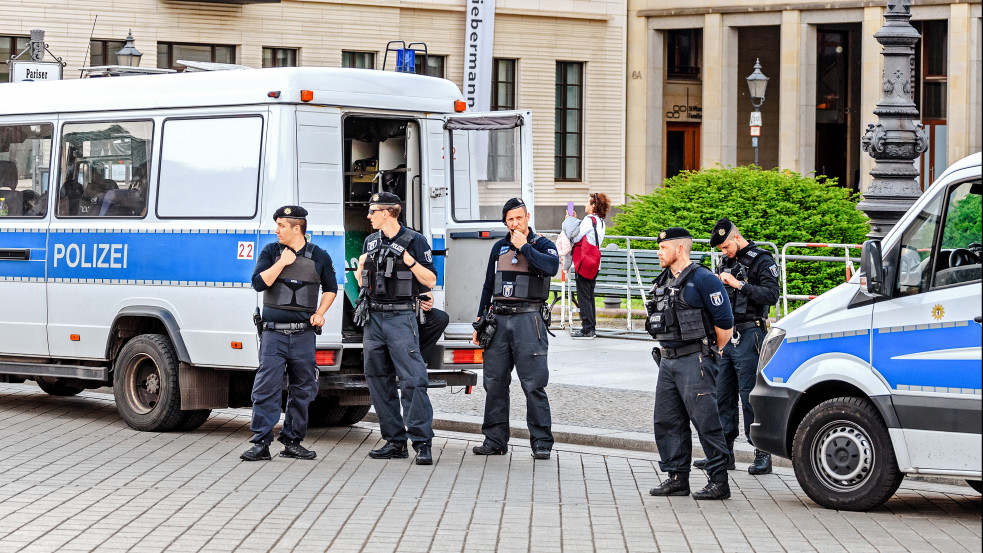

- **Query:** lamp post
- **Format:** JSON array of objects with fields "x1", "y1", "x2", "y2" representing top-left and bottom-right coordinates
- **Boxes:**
[
  {"x1": 116, "y1": 31, "x2": 142, "y2": 67},
  {"x1": 745, "y1": 59, "x2": 769, "y2": 169}
]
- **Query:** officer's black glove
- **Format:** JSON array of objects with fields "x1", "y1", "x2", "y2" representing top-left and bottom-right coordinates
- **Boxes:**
[
  {"x1": 353, "y1": 288, "x2": 369, "y2": 327},
  {"x1": 472, "y1": 310, "x2": 497, "y2": 349}
]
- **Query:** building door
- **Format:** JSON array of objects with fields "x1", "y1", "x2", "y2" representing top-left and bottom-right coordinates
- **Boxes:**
[
  {"x1": 815, "y1": 27, "x2": 861, "y2": 191},
  {"x1": 665, "y1": 122, "x2": 700, "y2": 179}
]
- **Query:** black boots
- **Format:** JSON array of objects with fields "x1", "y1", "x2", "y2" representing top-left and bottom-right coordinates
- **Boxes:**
[
  {"x1": 280, "y1": 442, "x2": 316, "y2": 460},
  {"x1": 648, "y1": 473, "x2": 690, "y2": 496},
  {"x1": 748, "y1": 449, "x2": 773, "y2": 475},
  {"x1": 692, "y1": 480, "x2": 731, "y2": 500},
  {"x1": 472, "y1": 443, "x2": 509, "y2": 455},
  {"x1": 369, "y1": 440, "x2": 409, "y2": 459},
  {"x1": 240, "y1": 443, "x2": 271, "y2": 461},
  {"x1": 415, "y1": 444, "x2": 433, "y2": 465}
]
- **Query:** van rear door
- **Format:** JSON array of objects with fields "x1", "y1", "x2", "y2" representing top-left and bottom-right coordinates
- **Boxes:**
[{"x1": 438, "y1": 110, "x2": 534, "y2": 338}]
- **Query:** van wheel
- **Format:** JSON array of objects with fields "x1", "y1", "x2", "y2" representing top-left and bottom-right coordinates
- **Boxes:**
[
  {"x1": 308, "y1": 396, "x2": 347, "y2": 427},
  {"x1": 335, "y1": 405, "x2": 371, "y2": 426},
  {"x1": 792, "y1": 397, "x2": 903, "y2": 511},
  {"x1": 36, "y1": 379, "x2": 85, "y2": 397},
  {"x1": 174, "y1": 409, "x2": 212, "y2": 431},
  {"x1": 113, "y1": 334, "x2": 184, "y2": 432},
  {"x1": 968, "y1": 480, "x2": 983, "y2": 494}
]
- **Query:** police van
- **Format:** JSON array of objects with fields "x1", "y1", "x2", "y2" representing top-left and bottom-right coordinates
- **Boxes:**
[
  {"x1": 750, "y1": 152, "x2": 982, "y2": 510},
  {"x1": 0, "y1": 67, "x2": 534, "y2": 431}
]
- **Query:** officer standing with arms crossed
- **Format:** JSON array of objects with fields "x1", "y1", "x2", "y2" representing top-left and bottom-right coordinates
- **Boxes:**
[
  {"x1": 356, "y1": 192, "x2": 438, "y2": 465},
  {"x1": 471, "y1": 198, "x2": 559, "y2": 459},
  {"x1": 693, "y1": 218, "x2": 780, "y2": 475},
  {"x1": 241, "y1": 206, "x2": 337, "y2": 462},
  {"x1": 646, "y1": 227, "x2": 734, "y2": 499}
]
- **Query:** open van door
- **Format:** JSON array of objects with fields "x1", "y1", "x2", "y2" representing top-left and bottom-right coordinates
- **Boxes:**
[{"x1": 439, "y1": 110, "x2": 534, "y2": 338}]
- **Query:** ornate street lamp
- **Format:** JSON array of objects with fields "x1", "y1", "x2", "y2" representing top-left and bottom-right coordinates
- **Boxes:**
[
  {"x1": 745, "y1": 59, "x2": 769, "y2": 169},
  {"x1": 116, "y1": 31, "x2": 143, "y2": 67}
]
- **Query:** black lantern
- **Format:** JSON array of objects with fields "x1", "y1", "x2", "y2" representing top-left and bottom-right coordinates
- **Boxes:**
[
  {"x1": 745, "y1": 58, "x2": 768, "y2": 108},
  {"x1": 116, "y1": 31, "x2": 143, "y2": 67}
]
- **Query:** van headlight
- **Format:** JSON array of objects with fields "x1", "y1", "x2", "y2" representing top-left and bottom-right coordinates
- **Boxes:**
[{"x1": 757, "y1": 327, "x2": 786, "y2": 373}]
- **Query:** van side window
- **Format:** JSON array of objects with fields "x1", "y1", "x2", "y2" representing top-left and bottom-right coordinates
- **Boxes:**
[
  {"x1": 449, "y1": 126, "x2": 522, "y2": 222},
  {"x1": 157, "y1": 116, "x2": 263, "y2": 219},
  {"x1": 56, "y1": 121, "x2": 153, "y2": 218},
  {"x1": 0, "y1": 124, "x2": 53, "y2": 218},
  {"x1": 933, "y1": 180, "x2": 982, "y2": 289},
  {"x1": 895, "y1": 193, "x2": 942, "y2": 296}
]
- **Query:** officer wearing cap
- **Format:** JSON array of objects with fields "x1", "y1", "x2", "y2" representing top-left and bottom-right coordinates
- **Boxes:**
[
  {"x1": 645, "y1": 227, "x2": 735, "y2": 499},
  {"x1": 693, "y1": 218, "x2": 780, "y2": 475},
  {"x1": 355, "y1": 192, "x2": 438, "y2": 465},
  {"x1": 471, "y1": 198, "x2": 559, "y2": 460},
  {"x1": 241, "y1": 205, "x2": 338, "y2": 462}
]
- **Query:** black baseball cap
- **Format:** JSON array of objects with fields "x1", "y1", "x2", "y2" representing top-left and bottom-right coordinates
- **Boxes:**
[
  {"x1": 501, "y1": 197, "x2": 527, "y2": 222},
  {"x1": 369, "y1": 192, "x2": 402, "y2": 207},
  {"x1": 709, "y1": 218, "x2": 735, "y2": 247},
  {"x1": 273, "y1": 205, "x2": 308, "y2": 221},
  {"x1": 656, "y1": 227, "x2": 693, "y2": 243}
]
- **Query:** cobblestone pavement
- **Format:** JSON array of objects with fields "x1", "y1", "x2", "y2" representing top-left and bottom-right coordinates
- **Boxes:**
[{"x1": 1, "y1": 383, "x2": 980, "y2": 553}]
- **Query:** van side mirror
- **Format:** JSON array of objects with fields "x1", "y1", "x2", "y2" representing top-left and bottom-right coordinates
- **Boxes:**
[{"x1": 861, "y1": 240, "x2": 884, "y2": 296}]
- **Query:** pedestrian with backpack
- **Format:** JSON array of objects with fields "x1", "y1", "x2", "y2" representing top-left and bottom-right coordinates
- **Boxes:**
[{"x1": 570, "y1": 193, "x2": 610, "y2": 339}]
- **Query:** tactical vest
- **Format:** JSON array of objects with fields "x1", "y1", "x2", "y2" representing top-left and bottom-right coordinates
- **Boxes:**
[
  {"x1": 362, "y1": 228, "x2": 426, "y2": 302},
  {"x1": 263, "y1": 242, "x2": 321, "y2": 312},
  {"x1": 492, "y1": 240, "x2": 550, "y2": 303},
  {"x1": 716, "y1": 245, "x2": 772, "y2": 320},
  {"x1": 645, "y1": 263, "x2": 714, "y2": 344}
]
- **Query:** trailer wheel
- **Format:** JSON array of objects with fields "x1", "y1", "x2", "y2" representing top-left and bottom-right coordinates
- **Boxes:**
[
  {"x1": 335, "y1": 405, "x2": 371, "y2": 426},
  {"x1": 36, "y1": 379, "x2": 85, "y2": 397},
  {"x1": 113, "y1": 334, "x2": 184, "y2": 432},
  {"x1": 792, "y1": 397, "x2": 903, "y2": 511},
  {"x1": 174, "y1": 409, "x2": 212, "y2": 431},
  {"x1": 308, "y1": 396, "x2": 347, "y2": 427}
]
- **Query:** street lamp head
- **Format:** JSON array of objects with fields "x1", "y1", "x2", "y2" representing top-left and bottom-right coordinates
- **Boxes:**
[
  {"x1": 116, "y1": 31, "x2": 143, "y2": 67},
  {"x1": 745, "y1": 58, "x2": 769, "y2": 107}
]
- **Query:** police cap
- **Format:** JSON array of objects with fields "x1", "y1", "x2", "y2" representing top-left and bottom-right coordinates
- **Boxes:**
[
  {"x1": 709, "y1": 217, "x2": 735, "y2": 247},
  {"x1": 273, "y1": 205, "x2": 308, "y2": 221},
  {"x1": 656, "y1": 227, "x2": 693, "y2": 243},
  {"x1": 369, "y1": 192, "x2": 402, "y2": 207},
  {"x1": 501, "y1": 197, "x2": 527, "y2": 222}
]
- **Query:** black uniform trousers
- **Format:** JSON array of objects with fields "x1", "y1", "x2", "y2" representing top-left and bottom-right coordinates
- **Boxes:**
[
  {"x1": 250, "y1": 328, "x2": 317, "y2": 445},
  {"x1": 481, "y1": 310, "x2": 554, "y2": 450},
  {"x1": 654, "y1": 350, "x2": 730, "y2": 483},
  {"x1": 364, "y1": 309, "x2": 434, "y2": 448},
  {"x1": 716, "y1": 325, "x2": 766, "y2": 445},
  {"x1": 419, "y1": 308, "x2": 449, "y2": 367}
]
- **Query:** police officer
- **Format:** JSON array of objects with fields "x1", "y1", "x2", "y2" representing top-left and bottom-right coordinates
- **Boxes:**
[
  {"x1": 241, "y1": 205, "x2": 337, "y2": 462},
  {"x1": 693, "y1": 218, "x2": 780, "y2": 475},
  {"x1": 356, "y1": 192, "x2": 438, "y2": 466},
  {"x1": 471, "y1": 198, "x2": 559, "y2": 459},
  {"x1": 646, "y1": 227, "x2": 734, "y2": 499}
]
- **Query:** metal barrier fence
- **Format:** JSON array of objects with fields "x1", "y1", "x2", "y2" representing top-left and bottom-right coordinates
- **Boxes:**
[{"x1": 779, "y1": 242, "x2": 862, "y2": 317}]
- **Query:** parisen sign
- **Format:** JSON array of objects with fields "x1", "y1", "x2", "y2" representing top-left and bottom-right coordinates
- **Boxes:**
[{"x1": 10, "y1": 60, "x2": 63, "y2": 82}]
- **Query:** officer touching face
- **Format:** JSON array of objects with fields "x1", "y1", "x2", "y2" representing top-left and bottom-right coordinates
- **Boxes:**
[
  {"x1": 356, "y1": 192, "x2": 438, "y2": 466},
  {"x1": 471, "y1": 198, "x2": 559, "y2": 460},
  {"x1": 646, "y1": 227, "x2": 734, "y2": 500},
  {"x1": 692, "y1": 218, "x2": 780, "y2": 475},
  {"x1": 241, "y1": 206, "x2": 337, "y2": 462}
]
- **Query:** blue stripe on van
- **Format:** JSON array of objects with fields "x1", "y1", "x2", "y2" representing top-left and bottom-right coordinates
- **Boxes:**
[
  {"x1": 761, "y1": 330, "x2": 870, "y2": 384},
  {"x1": 0, "y1": 229, "x2": 47, "y2": 280},
  {"x1": 872, "y1": 322, "x2": 982, "y2": 391},
  {"x1": 432, "y1": 235, "x2": 445, "y2": 287}
]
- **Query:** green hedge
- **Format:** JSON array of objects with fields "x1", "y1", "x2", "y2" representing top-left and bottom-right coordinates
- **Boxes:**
[{"x1": 608, "y1": 166, "x2": 870, "y2": 307}]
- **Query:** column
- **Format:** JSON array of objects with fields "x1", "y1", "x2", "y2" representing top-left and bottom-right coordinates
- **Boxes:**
[
  {"x1": 702, "y1": 14, "x2": 737, "y2": 169},
  {"x1": 859, "y1": 6, "x2": 884, "y2": 193},
  {"x1": 946, "y1": 3, "x2": 980, "y2": 161},
  {"x1": 778, "y1": 10, "x2": 815, "y2": 174}
]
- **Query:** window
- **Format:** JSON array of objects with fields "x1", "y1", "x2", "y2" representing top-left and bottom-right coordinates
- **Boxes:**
[
  {"x1": 448, "y1": 123, "x2": 523, "y2": 222},
  {"x1": 90, "y1": 40, "x2": 126, "y2": 67},
  {"x1": 342, "y1": 51, "x2": 375, "y2": 69},
  {"x1": 262, "y1": 47, "x2": 298, "y2": 68},
  {"x1": 157, "y1": 117, "x2": 262, "y2": 219},
  {"x1": 919, "y1": 20, "x2": 948, "y2": 119},
  {"x1": 1, "y1": 36, "x2": 30, "y2": 83},
  {"x1": 491, "y1": 59, "x2": 516, "y2": 111},
  {"x1": 667, "y1": 30, "x2": 702, "y2": 81},
  {"x1": 157, "y1": 42, "x2": 236, "y2": 71},
  {"x1": 934, "y1": 180, "x2": 982, "y2": 288},
  {"x1": 555, "y1": 61, "x2": 583, "y2": 181},
  {"x1": 895, "y1": 193, "x2": 942, "y2": 296},
  {"x1": 414, "y1": 55, "x2": 445, "y2": 78},
  {"x1": 56, "y1": 121, "x2": 153, "y2": 218},
  {"x1": 0, "y1": 124, "x2": 53, "y2": 217}
]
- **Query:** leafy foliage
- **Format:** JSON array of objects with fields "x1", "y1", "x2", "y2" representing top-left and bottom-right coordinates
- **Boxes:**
[
  {"x1": 941, "y1": 191, "x2": 982, "y2": 249},
  {"x1": 609, "y1": 166, "x2": 870, "y2": 306}
]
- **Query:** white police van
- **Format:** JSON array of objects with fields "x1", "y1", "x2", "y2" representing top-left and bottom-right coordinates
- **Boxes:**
[
  {"x1": 750, "y1": 152, "x2": 982, "y2": 510},
  {"x1": 0, "y1": 67, "x2": 534, "y2": 431}
]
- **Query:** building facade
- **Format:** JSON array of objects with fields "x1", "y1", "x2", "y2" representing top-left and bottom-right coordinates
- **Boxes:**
[
  {"x1": 626, "y1": 0, "x2": 982, "y2": 196},
  {"x1": 1, "y1": 0, "x2": 627, "y2": 228}
]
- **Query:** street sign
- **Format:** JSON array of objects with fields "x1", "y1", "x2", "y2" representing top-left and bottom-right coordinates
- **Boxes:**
[
  {"x1": 751, "y1": 137, "x2": 759, "y2": 148},
  {"x1": 750, "y1": 126, "x2": 761, "y2": 137},
  {"x1": 9, "y1": 60, "x2": 62, "y2": 82},
  {"x1": 749, "y1": 111, "x2": 762, "y2": 126}
]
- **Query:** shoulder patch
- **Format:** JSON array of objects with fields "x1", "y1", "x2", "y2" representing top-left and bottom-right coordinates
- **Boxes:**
[
  {"x1": 746, "y1": 250, "x2": 758, "y2": 258},
  {"x1": 710, "y1": 291, "x2": 724, "y2": 306},
  {"x1": 770, "y1": 264, "x2": 779, "y2": 277},
  {"x1": 425, "y1": 250, "x2": 433, "y2": 263},
  {"x1": 499, "y1": 245, "x2": 511, "y2": 256},
  {"x1": 367, "y1": 239, "x2": 379, "y2": 251},
  {"x1": 547, "y1": 248, "x2": 558, "y2": 257}
]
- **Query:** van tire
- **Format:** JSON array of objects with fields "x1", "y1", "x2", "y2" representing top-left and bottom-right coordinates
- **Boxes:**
[
  {"x1": 336, "y1": 405, "x2": 371, "y2": 426},
  {"x1": 36, "y1": 379, "x2": 85, "y2": 397},
  {"x1": 308, "y1": 396, "x2": 347, "y2": 427},
  {"x1": 174, "y1": 409, "x2": 212, "y2": 431},
  {"x1": 968, "y1": 480, "x2": 983, "y2": 494},
  {"x1": 113, "y1": 334, "x2": 184, "y2": 432},
  {"x1": 792, "y1": 397, "x2": 903, "y2": 511}
]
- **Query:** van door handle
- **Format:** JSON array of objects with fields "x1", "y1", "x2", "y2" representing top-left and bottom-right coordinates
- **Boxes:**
[{"x1": 0, "y1": 248, "x2": 31, "y2": 260}]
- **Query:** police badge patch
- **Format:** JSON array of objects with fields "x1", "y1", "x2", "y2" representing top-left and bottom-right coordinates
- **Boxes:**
[
  {"x1": 503, "y1": 283, "x2": 514, "y2": 297},
  {"x1": 499, "y1": 245, "x2": 511, "y2": 255},
  {"x1": 367, "y1": 239, "x2": 378, "y2": 251},
  {"x1": 710, "y1": 292, "x2": 724, "y2": 306},
  {"x1": 770, "y1": 265, "x2": 779, "y2": 277},
  {"x1": 547, "y1": 249, "x2": 558, "y2": 256},
  {"x1": 425, "y1": 250, "x2": 433, "y2": 263}
]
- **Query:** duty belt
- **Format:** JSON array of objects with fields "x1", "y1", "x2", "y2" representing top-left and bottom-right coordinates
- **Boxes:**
[
  {"x1": 734, "y1": 319, "x2": 767, "y2": 332},
  {"x1": 263, "y1": 322, "x2": 313, "y2": 334},
  {"x1": 369, "y1": 301, "x2": 415, "y2": 312},
  {"x1": 492, "y1": 303, "x2": 542, "y2": 315},
  {"x1": 657, "y1": 341, "x2": 707, "y2": 359}
]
